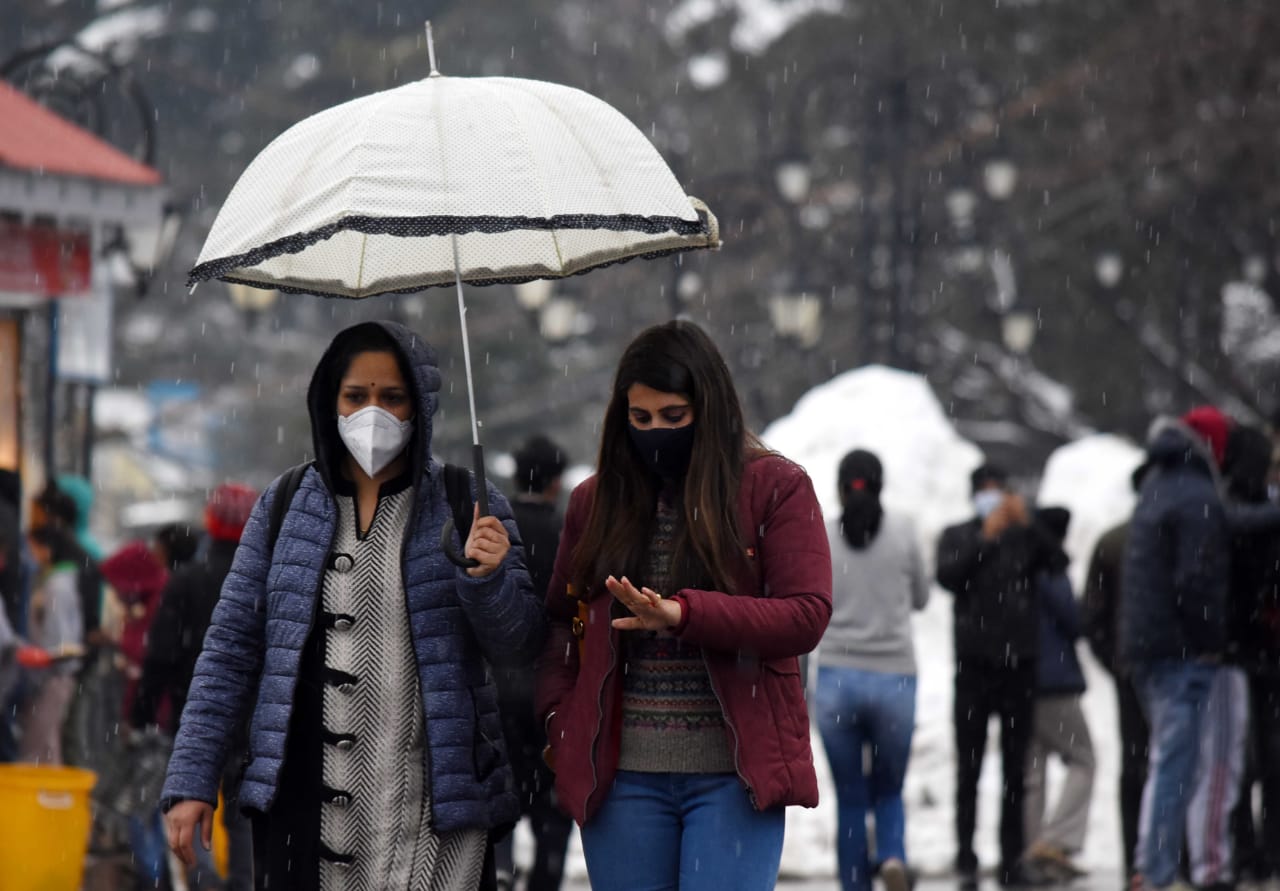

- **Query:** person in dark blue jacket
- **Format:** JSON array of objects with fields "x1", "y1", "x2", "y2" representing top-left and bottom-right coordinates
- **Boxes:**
[
  {"x1": 1120, "y1": 407, "x2": 1231, "y2": 891},
  {"x1": 1022, "y1": 507, "x2": 1094, "y2": 882},
  {"x1": 161, "y1": 321, "x2": 546, "y2": 891}
]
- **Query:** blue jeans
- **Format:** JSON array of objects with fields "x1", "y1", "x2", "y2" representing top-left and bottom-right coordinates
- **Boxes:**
[
  {"x1": 126, "y1": 810, "x2": 168, "y2": 885},
  {"x1": 580, "y1": 770, "x2": 785, "y2": 891},
  {"x1": 1134, "y1": 660, "x2": 1217, "y2": 888},
  {"x1": 815, "y1": 665, "x2": 917, "y2": 891}
]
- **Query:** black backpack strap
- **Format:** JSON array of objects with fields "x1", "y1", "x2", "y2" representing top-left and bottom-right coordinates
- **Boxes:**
[
  {"x1": 267, "y1": 462, "x2": 311, "y2": 552},
  {"x1": 442, "y1": 462, "x2": 475, "y2": 547}
]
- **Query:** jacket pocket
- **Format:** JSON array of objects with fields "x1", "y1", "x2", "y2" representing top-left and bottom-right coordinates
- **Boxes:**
[{"x1": 760, "y1": 657, "x2": 806, "y2": 749}]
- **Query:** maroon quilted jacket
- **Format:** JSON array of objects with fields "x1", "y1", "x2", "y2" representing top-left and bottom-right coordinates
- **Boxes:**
[{"x1": 534, "y1": 453, "x2": 833, "y2": 825}]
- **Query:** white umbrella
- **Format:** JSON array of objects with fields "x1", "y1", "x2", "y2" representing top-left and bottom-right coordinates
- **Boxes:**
[{"x1": 189, "y1": 27, "x2": 720, "y2": 564}]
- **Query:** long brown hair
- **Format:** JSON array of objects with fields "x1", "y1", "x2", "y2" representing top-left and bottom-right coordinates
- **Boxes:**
[{"x1": 571, "y1": 320, "x2": 768, "y2": 599}]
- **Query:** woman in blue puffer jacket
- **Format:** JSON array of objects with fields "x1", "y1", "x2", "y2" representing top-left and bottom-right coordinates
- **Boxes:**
[{"x1": 161, "y1": 320, "x2": 546, "y2": 891}]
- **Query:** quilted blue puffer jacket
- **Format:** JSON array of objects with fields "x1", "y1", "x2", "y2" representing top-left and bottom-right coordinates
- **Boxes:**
[{"x1": 161, "y1": 321, "x2": 546, "y2": 833}]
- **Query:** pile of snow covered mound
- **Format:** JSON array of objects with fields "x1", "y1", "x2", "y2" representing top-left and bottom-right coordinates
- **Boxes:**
[
  {"x1": 1036, "y1": 434, "x2": 1144, "y2": 590},
  {"x1": 761, "y1": 365, "x2": 984, "y2": 551}
]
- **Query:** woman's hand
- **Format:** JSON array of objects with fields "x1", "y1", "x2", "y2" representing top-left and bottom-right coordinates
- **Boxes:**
[
  {"x1": 465, "y1": 504, "x2": 511, "y2": 578},
  {"x1": 607, "y1": 575, "x2": 682, "y2": 631},
  {"x1": 165, "y1": 799, "x2": 214, "y2": 867}
]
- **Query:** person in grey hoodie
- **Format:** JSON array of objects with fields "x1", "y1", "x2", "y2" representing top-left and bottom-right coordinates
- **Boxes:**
[{"x1": 815, "y1": 449, "x2": 928, "y2": 891}]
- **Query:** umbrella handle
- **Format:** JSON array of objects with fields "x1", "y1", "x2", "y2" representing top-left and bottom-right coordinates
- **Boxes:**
[{"x1": 442, "y1": 443, "x2": 491, "y2": 569}]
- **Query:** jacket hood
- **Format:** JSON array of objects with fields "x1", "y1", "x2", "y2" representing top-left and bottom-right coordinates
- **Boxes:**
[
  {"x1": 306, "y1": 321, "x2": 442, "y2": 490},
  {"x1": 1132, "y1": 417, "x2": 1220, "y2": 490},
  {"x1": 101, "y1": 541, "x2": 168, "y2": 599},
  {"x1": 55, "y1": 474, "x2": 94, "y2": 531}
]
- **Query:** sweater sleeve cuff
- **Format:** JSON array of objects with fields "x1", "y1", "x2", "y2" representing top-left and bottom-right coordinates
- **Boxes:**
[{"x1": 670, "y1": 592, "x2": 692, "y2": 635}]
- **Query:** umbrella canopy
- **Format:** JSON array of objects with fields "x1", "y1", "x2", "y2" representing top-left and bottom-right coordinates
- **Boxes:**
[{"x1": 189, "y1": 74, "x2": 719, "y2": 298}]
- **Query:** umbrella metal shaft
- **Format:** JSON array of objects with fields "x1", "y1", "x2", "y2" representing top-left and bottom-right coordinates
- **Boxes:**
[{"x1": 452, "y1": 235, "x2": 481, "y2": 447}]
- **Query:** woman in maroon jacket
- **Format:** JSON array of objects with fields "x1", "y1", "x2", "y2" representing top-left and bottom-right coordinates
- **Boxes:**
[{"x1": 535, "y1": 321, "x2": 832, "y2": 891}]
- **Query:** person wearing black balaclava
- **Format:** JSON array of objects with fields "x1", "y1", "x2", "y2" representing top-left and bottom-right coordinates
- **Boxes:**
[
  {"x1": 815, "y1": 449, "x2": 928, "y2": 891},
  {"x1": 535, "y1": 320, "x2": 832, "y2": 891},
  {"x1": 937, "y1": 463, "x2": 1068, "y2": 890}
]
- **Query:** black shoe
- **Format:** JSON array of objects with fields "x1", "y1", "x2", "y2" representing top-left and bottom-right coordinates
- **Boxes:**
[{"x1": 1000, "y1": 862, "x2": 1051, "y2": 888}]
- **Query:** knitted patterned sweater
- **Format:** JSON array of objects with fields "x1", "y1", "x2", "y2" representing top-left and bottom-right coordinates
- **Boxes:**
[{"x1": 617, "y1": 498, "x2": 734, "y2": 773}]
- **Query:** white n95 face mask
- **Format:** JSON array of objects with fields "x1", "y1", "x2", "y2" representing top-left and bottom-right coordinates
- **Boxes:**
[
  {"x1": 973, "y1": 490, "x2": 1004, "y2": 519},
  {"x1": 337, "y1": 405, "x2": 414, "y2": 478}
]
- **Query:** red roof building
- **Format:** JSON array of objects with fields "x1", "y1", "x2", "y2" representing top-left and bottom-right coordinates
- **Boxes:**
[
  {"x1": 0, "y1": 81, "x2": 161, "y2": 185},
  {"x1": 0, "y1": 77, "x2": 166, "y2": 477}
]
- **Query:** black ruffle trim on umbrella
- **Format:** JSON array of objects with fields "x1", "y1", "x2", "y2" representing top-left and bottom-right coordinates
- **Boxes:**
[
  {"x1": 187, "y1": 210, "x2": 714, "y2": 290},
  {"x1": 215, "y1": 240, "x2": 718, "y2": 301}
]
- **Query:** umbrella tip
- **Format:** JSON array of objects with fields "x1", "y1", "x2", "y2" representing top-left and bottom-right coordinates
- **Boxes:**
[{"x1": 425, "y1": 21, "x2": 439, "y2": 76}]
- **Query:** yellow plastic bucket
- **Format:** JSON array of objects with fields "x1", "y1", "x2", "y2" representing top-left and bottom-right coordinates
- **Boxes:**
[{"x1": 0, "y1": 765, "x2": 96, "y2": 891}]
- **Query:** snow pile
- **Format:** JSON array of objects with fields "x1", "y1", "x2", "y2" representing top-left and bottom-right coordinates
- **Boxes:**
[
  {"x1": 1221, "y1": 281, "x2": 1280, "y2": 366},
  {"x1": 666, "y1": 0, "x2": 845, "y2": 56},
  {"x1": 761, "y1": 365, "x2": 984, "y2": 545},
  {"x1": 1037, "y1": 434, "x2": 1144, "y2": 589}
]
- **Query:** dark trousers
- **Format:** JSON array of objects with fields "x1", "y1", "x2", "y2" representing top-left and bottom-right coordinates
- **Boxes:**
[
  {"x1": 1117, "y1": 674, "x2": 1150, "y2": 880},
  {"x1": 495, "y1": 696, "x2": 573, "y2": 891},
  {"x1": 1235, "y1": 672, "x2": 1280, "y2": 880},
  {"x1": 954, "y1": 657, "x2": 1036, "y2": 877}
]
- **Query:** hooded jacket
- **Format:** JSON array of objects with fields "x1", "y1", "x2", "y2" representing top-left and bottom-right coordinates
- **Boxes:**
[
  {"x1": 1035, "y1": 570, "x2": 1087, "y2": 695},
  {"x1": 535, "y1": 456, "x2": 832, "y2": 825},
  {"x1": 161, "y1": 321, "x2": 546, "y2": 834},
  {"x1": 130, "y1": 537, "x2": 239, "y2": 732},
  {"x1": 56, "y1": 474, "x2": 104, "y2": 562},
  {"x1": 1119, "y1": 419, "x2": 1229, "y2": 665},
  {"x1": 100, "y1": 541, "x2": 168, "y2": 670}
]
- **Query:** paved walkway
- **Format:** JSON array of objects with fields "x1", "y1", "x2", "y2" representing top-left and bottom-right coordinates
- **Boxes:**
[{"x1": 560, "y1": 872, "x2": 1127, "y2": 891}]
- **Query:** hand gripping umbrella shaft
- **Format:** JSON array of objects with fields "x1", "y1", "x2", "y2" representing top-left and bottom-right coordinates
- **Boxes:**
[{"x1": 442, "y1": 235, "x2": 490, "y2": 569}]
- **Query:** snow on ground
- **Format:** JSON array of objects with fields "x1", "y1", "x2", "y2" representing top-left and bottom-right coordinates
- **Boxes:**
[{"x1": 548, "y1": 367, "x2": 1146, "y2": 884}]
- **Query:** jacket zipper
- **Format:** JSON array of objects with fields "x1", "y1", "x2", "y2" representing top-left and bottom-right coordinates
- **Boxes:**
[
  {"x1": 704, "y1": 655, "x2": 755, "y2": 807},
  {"x1": 585, "y1": 599, "x2": 620, "y2": 815}
]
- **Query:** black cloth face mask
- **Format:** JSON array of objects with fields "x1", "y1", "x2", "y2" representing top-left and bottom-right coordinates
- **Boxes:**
[{"x1": 627, "y1": 423, "x2": 696, "y2": 480}]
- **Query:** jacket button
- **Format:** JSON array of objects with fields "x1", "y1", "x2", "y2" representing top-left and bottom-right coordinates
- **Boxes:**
[
  {"x1": 336, "y1": 739, "x2": 354, "y2": 752},
  {"x1": 333, "y1": 794, "x2": 351, "y2": 806},
  {"x1": 338, "y1": 682, "x2": 356, "y2": 694},
  {"x1": 332, "y1": 554, "x2": 355, "y2": 573},
  {"x1": 334, "y1": 617, "x2": 354, "y2": 631}
]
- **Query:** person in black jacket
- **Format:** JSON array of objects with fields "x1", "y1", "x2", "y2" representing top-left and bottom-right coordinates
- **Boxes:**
[
  {"x1": 1121, "y1": 408, "x2": 1232, "y2": 891},
  {"x1": 134, "y1": 482, "x2": 258, "y2": 891},
  {"x1": 1082, "y1": 519, "x2": 1147, "y2": 890},
  {"x1": 937, "y1": 464, "x2": 1067, "y2": 890},
  {"x1": 1222, "y1": 425, "x2": 1280, "y2": 884},
  {"x1": 494, "y1": 434, "x2": 573, "y2": 891},
  {"x1": 0, "y1": 469, "x2": 24, "y2": 634}
]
